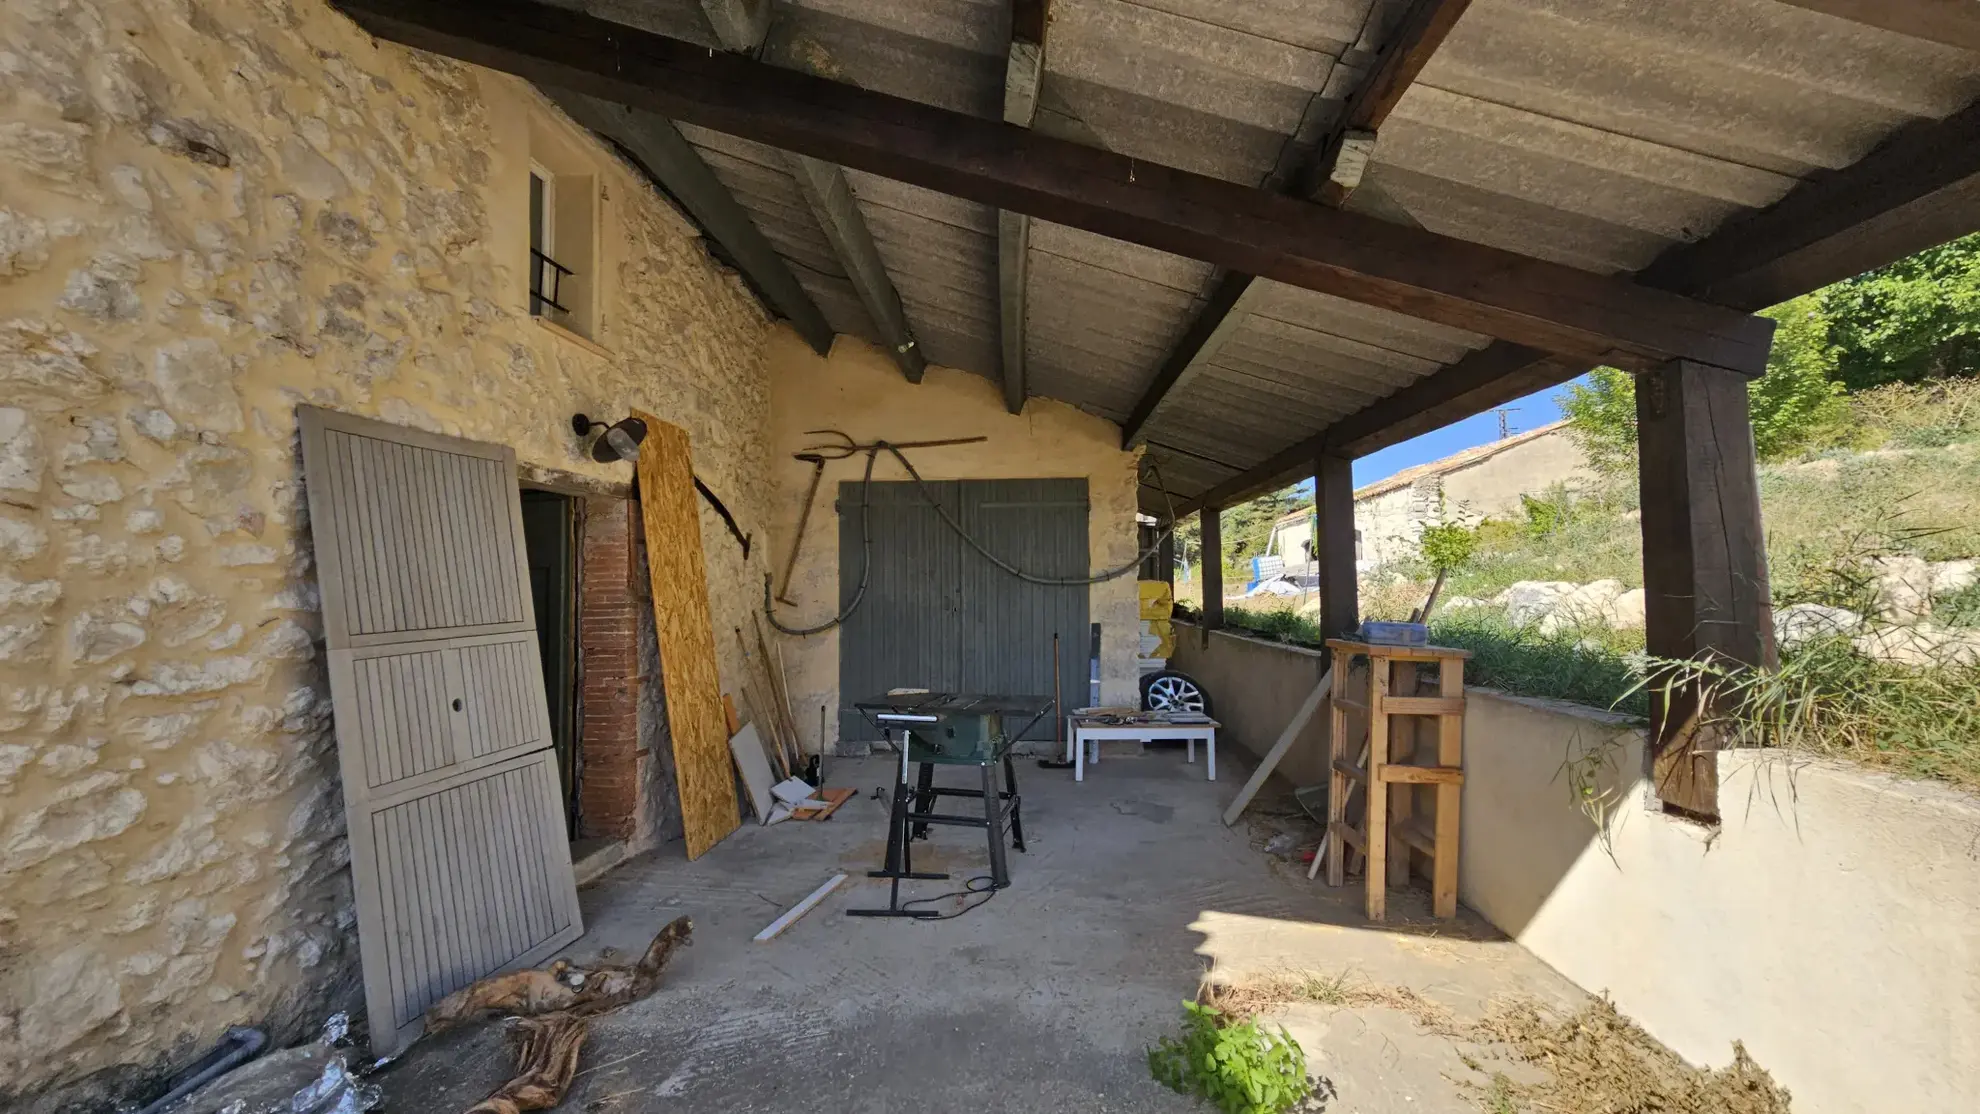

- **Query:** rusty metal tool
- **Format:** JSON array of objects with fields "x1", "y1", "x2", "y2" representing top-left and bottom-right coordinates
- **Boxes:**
[{"x1": 777, "y1": 453, "x2": 826, "y2": 605}]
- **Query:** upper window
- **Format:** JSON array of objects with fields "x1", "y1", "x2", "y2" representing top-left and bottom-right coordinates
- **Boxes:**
[{"x1": 528, "y1": 162, "x2": 575, "y2": 323}]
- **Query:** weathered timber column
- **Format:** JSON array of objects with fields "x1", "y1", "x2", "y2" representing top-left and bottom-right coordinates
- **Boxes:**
[
  {"x1": 1635, "y1": 359, "x2": 1776, "y2": 820},
  {"x1": 1314, "y1": 454, "x2": 1359, "y2": 645},
  {"x1": 1201, "y1": 505, "x2": 1224, "y2": 633},
  {"x1": 1157, "y1": 521, "x2": 1176, "y2": 586}
]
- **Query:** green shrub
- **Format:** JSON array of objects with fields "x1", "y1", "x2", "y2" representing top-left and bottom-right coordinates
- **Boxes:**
[
  {"x1": 1427, "y1": 609, "x2": 1649, "y2": 719},
  {"x1": 1148, "y1": 1000, "x2": 1311, "y2": 1114}
]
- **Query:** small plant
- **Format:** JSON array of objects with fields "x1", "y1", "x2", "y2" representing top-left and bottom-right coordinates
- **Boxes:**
[
  {"x1": 1419, "y1": 518, "x2": 1479, "y2": 574},
  {"x1": 1148, "y1": 1000, "x2": 1311, "y2": 1114}
]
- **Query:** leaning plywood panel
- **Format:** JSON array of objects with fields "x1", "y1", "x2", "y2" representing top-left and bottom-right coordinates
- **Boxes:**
[
  {"x1": 298, "y1": 406, "x2": 582, "y2": 1057},
  {"x1": 631, "y1": 411, "x2": 739, "y2": 858}
]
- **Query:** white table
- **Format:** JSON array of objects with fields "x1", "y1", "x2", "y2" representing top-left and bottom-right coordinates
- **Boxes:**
[{"x1": 1067, "y1": 717, "x2": 1219, "y2": 782}]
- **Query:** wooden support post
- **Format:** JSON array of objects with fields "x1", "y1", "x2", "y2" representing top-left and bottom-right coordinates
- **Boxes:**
[
  {"x1": 1315, "y1": 455, "x2": 1358, "y2": 644},
  {"x1": 1200, "y1": 506, "x2": 1224, "y2": 634},
  {"x1": 1157, "y1": 525, "x2": 1176, "y2": 587},
  {"x1": 1635, "y1": 360, "x2": 1775, "y2": 821}
]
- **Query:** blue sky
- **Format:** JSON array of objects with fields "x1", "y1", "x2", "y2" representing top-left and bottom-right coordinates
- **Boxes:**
[{"x1": 1283, "y1": 375, "x2": 1586, "y2": 499}]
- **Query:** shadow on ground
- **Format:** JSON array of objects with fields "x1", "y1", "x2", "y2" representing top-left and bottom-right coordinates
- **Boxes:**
[{"x1": 377, "y1": 752, "x2": 1585, "y2": 1113}]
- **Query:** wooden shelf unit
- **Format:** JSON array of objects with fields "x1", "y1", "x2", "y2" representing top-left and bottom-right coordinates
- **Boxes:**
[{"x1": 1322, "y1": 639, "x2": 1469, "y2": 921}]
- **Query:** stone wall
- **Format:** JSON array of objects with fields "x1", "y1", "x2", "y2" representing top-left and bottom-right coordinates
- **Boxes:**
[
  {"x1": 0, "y1": 0, "x2": 776, "y2": 1102},
  {"x1": 764, "y1": 332, "x2": 1144, "y2": 754}
]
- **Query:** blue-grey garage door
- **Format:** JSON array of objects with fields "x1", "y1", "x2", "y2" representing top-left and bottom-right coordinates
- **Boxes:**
[{"x1": 838, "y1": 479, "x2": 1088, "y2": 743}]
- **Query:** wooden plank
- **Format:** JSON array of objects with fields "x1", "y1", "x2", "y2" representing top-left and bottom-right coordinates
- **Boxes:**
[
  {"x1": 1432, "y1": 655, "x2": 1463, "y2": 918},
  {"x1": 1770, "y1": 0, "x2": 1980, "y2": 53},
  {"x1": 1392, "y1": 815, "x2": 1437, "y2": 857},
  {"x1": 788, "y1": 155, "x2": 927, "y2": 383},
  {"x1": 1327, "y1": 820, "x2": 1366, "y2": 853},
  {"x1": 791, "y1": 786, "x2": 856, "y2": 821},
  {"x1": 1220, "y1": 667, "x2": 1332, "y2": 826},
  {"x1": 545, "y1": 91, "x2": 833, "y2": 355},
  {"x1": 332, "y1": 0, "x2": 1776, "y2": 376},
  {"x1": 1322, "y1": 688, "x2": 1350, "y2": 886},
  {"x1": 1199, "y1": 506, "x2": 1224, "y2": 632},
  {"x1": 1331, "y1": 757, "x2": 1367, "y2": 783},
  {"x1": 632, "y1": 411, "x2": 740, "y2": 858},
  {"x1": 1634, "y1": 362, "x2": 1773, "y2": 822},
  {"x1": 1379, "y1": 696, "x2": 1464, "y2": 716},
  {"x1": 1380, "y1": 764, "x2": 1463, "y2": 785},
  {"x1": 753, "y1": 873, "x2": 848, "y2": 941},
  {"x1": 1385, "y1": 662, "x2": 1415, "y2": 889},
  {"x1": 1326, "y1": 639, "x2": 1472, "y2": 662},
  {"x1": 1364, "y1": 662, "x2": 1390, "y2": 921}
]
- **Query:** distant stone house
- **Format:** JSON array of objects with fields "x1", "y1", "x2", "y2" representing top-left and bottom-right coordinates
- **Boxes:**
[{"x1": 1266, "y1": 421, "x2": 1593, "y2": 573}]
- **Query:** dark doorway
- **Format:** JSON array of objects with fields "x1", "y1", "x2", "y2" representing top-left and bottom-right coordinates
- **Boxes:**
[{"x1": 520, "y1": 489, "x2": 579, "y2": 835}]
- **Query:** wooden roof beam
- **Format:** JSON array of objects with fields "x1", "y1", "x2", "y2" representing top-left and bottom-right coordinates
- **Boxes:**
[
  {"x1": 1171, "y1": 94, "x2": 1980, "y2": 515},
  {"x1": 548, "y1": 90, "x2": 834, "y2": 355},
  {"x1": 332, "y1": 0, "x2": 1775, "y2": 380},
  {"x1": 997, "y1": 0, "x2": 1049, "y2": 414},
  {"x1": 1118, "y1": 0, "x2": 1475, "y2": 450},
  {"x1": 699, "y1": 0, "x2": 927, "y2": 383}
]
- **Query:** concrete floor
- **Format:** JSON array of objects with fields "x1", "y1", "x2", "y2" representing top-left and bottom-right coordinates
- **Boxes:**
[{"x1": 379, "y1": 749, "x2": 1587, "y2": 1113}]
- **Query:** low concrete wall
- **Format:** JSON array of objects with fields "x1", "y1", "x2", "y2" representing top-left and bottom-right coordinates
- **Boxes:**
[
  {"x1": 1170, "y1": 626, "x2": 1332, "y2": 787},
  {"x1": 1177, "y1": 626, "x2": 1980, "y2": 1114}
]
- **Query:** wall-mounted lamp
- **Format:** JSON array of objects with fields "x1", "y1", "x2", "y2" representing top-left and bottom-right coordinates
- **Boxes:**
[{"x1": 571, "y1": 414, "x2": 648, "y2": 463}]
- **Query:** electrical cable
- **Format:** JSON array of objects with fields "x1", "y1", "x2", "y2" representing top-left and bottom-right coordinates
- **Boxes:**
[
  {"x1": 898, "y1": 874, "x2": 1000, "y2": 921},
  {"x1": 764, "y1": 441, "x2": 1183, "y2": 636}
]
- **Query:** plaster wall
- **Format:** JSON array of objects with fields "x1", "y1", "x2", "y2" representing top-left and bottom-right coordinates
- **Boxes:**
[
  {"x1": 0, "y1": 0, "x2": 775, "y2": 1101},
  {"x1": 1172, "y1": 631, "x2": 1980, "y2": 1114},
  {"x1": 1355, "y1": 428, "x2": 1593, "y2": 568},
  {"x1": 764, "y1": 333, "x2": 1143, "y2": 754},
  {"x1": 1463, "y1": 691, "x2": 1980, "y2": 1114}
]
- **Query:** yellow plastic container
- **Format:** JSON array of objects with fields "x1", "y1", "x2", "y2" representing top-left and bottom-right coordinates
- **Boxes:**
[{"x1": 1138, "y1": 580, "x2": 1174, "y2": 621}]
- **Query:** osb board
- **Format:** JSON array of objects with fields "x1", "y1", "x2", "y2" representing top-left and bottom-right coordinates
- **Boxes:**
[{"x1": 633, "y1": 411, "x2": 739, "y2": 859}]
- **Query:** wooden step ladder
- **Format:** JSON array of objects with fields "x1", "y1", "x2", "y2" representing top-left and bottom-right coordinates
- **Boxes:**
[{"x1": 1321, "y1": 639, "x2": 1469, "y2": 920}]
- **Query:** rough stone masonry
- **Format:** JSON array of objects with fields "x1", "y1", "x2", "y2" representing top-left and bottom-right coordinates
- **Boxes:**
[{"x1": 0, "y1": 0, "x2": 779, "y2": 1103}]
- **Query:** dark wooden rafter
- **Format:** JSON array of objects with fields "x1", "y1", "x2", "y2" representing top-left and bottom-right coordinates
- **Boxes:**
[
  {"x1": 998, "y1": 0, "x2": 1050, "y2": 414},
  {"x1": 332, "y1": 0, "x2": 1775, "y2": 379},
  {"x1": 1170, "y1": 94, "x2": 1980, "y2": 515},
  {"x1": 1304, "y1": 0, "x2": 1476, "y2": 206},
  {"x1": 698, "y1": 0, "x2": 926, "y2": 382},
  {"x1": 1770, "y1": 0, "x2": 1980, "y2": 53},
  {"x1": 545, "y1": 90, "x2": 834, "y2": 356},
  {"x1": 1118, "y1": 0, "x2": 1475, "y2": 450}
]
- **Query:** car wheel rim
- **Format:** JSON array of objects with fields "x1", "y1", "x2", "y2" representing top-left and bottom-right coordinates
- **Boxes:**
[{"x1": 1146, "y1": 676, "x2": 1205, "y2": 713}]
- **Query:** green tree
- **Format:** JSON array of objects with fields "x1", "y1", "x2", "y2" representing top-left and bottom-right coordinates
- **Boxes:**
[
  {"x1": 1821, "y1": 232, "x2": 1980, "y2": 390},
  {"x1": 1558, "y1": 295, "x2": 1847, "y2": 470}
]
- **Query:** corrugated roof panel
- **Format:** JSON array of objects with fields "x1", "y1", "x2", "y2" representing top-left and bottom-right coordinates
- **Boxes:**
[
  {"x1": 841, "y1": 170, "x2": 1001, "y2": 379},
  {"x1": 768, "y1": 2, "x2": 1005, "y2": 118},
  {"x1": 1372, "y1": 0, "x2": 1980, "y2": 272},
  {"x1": 1244, "y1": 282, "x2": 1489, "y2": 364},
  {"x1": 1037, "y1": 0, "x2": 1393, "y2": 185},
  {"x1": 1023, "y1": 222, "x2": 1213, "y2": 420},
  {"x1": 676, "y1": 123, "x2": 882, "y2": 343}
]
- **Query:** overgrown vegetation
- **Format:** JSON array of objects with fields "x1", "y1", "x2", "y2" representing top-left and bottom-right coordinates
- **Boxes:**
[
  {"x1": 1148, "y1": 1000, "x2": 1311, "y2": 1114},
  {"x1": 1203, "y1": 974, "x2": 1794, "y2": 1114},
  {"x1": 1630, "y1": 638, "x2": 1980, "y2": 791}
]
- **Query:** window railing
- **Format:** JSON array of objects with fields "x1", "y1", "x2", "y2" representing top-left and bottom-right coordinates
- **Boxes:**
[{"x1": 530, "y1": 248, "x2": 575, "y2": 315}]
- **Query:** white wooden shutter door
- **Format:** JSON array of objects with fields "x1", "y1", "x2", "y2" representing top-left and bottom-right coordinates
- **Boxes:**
[{"x1": 298, "y1": 406, "x2": 582, "y2": 1056}]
